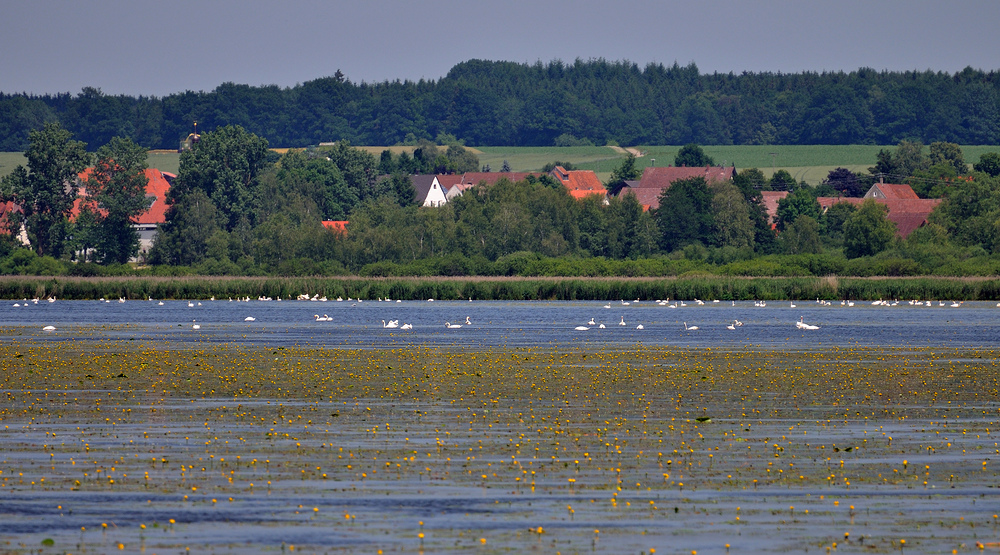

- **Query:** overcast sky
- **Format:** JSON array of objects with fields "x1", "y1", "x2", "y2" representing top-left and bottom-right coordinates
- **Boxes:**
[{"x1": 3, "y1": 0, "x2": 999, "y2": 97}]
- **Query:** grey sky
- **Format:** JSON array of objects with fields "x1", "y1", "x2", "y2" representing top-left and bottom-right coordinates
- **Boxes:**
[{"x1": 3, "y1": 0, "x2": 999, "y2": 97}]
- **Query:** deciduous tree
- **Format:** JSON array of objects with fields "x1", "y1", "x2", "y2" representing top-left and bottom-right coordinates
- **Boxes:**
[
  {"x1": 85, "y1": 137, "x2": 152, "y2": 264},
  {"x1": 674, "y1": 143, "x2": 714, "y2": 167},
  {"x1": 0, "y1": 122, "x2": 90, "y2": 257},
  {"x1": 843, "y1": 199, "x2": 897, "y2": 258}
]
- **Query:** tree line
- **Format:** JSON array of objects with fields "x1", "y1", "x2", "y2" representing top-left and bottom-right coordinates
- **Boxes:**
[
  {"x1": 1, "y1": 60, "x2": 1000, "y2": 151},
  {"x1": 4, "y1": 124, "x2": 1000, "y2": 279}
]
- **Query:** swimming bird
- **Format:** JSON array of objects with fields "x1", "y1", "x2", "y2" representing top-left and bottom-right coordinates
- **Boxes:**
[
  {"x1": 599, "y1": 324, "x2": 606, "y2": 329},
  {"x1": 683, "y1": 322, "x2": 699, "y2": 331},
  {"x1": 619, "y1": 316, "x2": 626, "y2": 326},
  {"x1": 188, "y1": 301, "x2": 194, "y2": 307},
  {"x1": 587, "y1": 318, "x2": 596, "y2": 325},
  {"x1": 465, "y1": 316, "x2": 472, "y2": 325},
  {"x1": 244, "y1": 317, "x2": 256, "y2": 322},
  {"x1": 636, "y1": 324, "x2": 644, "y2": 330},
  {"x1": 603, "y1": 303, "x2": 611, "y2": 309},
  {"x1": 400, "y1": 323, "x2": 413, "y2": 330},
  {"x1": 445, "y1": 322, "x2": 462, "y2": 328},
  {"x1": 192, "y1": 320, "x2": 200, "y2": 330},
  {"x1": 574, "y1": 326, "x2": 590, "y2": 331},
  {"x1": 382, "y1": 319, "x2": 399, "y2": 328},
  {"x1": 796, "y1": 316, "x2": 819, "y2": 330},
  {"x1": 42, "y1": 325, "x2": 56, "y2": 331},
  {"x1": 727, "y1": 321, "x2": 736, "y2": 330}
]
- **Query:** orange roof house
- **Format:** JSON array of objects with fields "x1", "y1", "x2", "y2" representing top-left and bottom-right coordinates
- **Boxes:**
[
  {"x1": 548, "y1": 166, "x2": 606, "y2": 200},
  {"x1": 621, "y1": 166, "x2": 737, "y2": 210}
]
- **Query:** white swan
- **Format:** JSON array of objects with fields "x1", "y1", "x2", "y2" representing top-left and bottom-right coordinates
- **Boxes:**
[
  {"x1": 635, "y1": 324, "x2": 644, "y2": 330},
  {"x1": 465, "y1": 316, "x2": 472, "y2": 325},
  {"x1": 599, "y1": 324, "x2": 606, "y2": 328},
  {"x1": 314, "y1": 314, "x2": 331, "y2": 322},
  {"x1": 42, "y1": 325, "x2": 56, "y2": 331},
  {"x1": 684, "y1": 322, "x2": 699, "y2": 331},
  {"x1": 790, "y1": 301, "x2": 796, "y2": 308},
  {"x1": 727, "y1": 321, "x2": 736, "y2": 330},
  {"x1": 587, "y1": 318, "x2": 596, "y2": 325},
  {"x1": 244, "y1": 317, "x2": 256, "y2": 322},
  {"x1": 382, "y1": 319, "x2": 399, "y2": 328},
  {"x1": 400, "y1": 323, "x2": 413, "y2": 330},
  {"x1": 192, "y1": 320, "x2": 200, "y2": 330},
  {"x1": 619, "y1": 316, "x2": 626, "y2": 326},
  {"x1": 796, "y1": 316, "x2": 819, "y2": 330},
  {"x1": 574, "y1": 326, "x2": 590, "y2": 331},
  {"x1": 187, "y1": 301, "x2": 194, "y2": 307},
  {"x1": 445, "y1": 322, "x2": 462, "y2": 328},
  {"x1": 603, "y1": 303, "x2": 611, "y2": 309}
]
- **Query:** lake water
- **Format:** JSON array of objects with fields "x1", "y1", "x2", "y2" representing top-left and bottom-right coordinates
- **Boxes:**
[
  {"x1": 2, "y1": 298, "x2": 999, "y2": 554},
  {"x1": 3, "y1": 298, "x2": 1000, "y2": 348}
]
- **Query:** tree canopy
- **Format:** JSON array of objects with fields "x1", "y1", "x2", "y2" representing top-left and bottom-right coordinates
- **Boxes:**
[
  {"x1": 0, "y1": 122, "x2": 90, "y2": 257},
  {"x1": 3, "y1": 61, "x2": 1000, "y2": 150}
]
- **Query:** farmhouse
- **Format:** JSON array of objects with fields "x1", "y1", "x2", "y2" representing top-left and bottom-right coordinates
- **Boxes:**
[{"x1": 620, "y1": 166, "x2": 737, "y2": 210}]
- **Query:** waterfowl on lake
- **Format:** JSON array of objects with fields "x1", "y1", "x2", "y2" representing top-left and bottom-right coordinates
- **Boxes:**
[{"x1": 684, "y1": 322, "x2": 698, "y2": 331}]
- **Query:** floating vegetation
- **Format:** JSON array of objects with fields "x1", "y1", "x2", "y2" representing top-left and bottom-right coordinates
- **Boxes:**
[{"x1": 0, "y1": 341, "x2": 998, "y2": 553}]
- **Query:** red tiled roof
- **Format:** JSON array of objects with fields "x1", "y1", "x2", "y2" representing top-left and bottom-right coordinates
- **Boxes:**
[
  {"x1": 865, "y1": 183, "x2": 920, "y2": 200},
  {"x1": 618, "y1": 185, "x2": 660, "y2": 211},
  {"x1": 72, "y1": 168, "x2": 172, "y2": 225},
  {"x1": 629, "y1": 166, "x2": 737, "y2": 210},
  {"x1": 637, "y1": 166, "x2": 737, "y2": 190},
  {"x1": 760, "y1": 191, "x2": 789, "y2": 225},
  {"x1": 549, "y1": 166, "x2": 606, "y2": 200},
  {"x1": 434, "y1": 174, "x2": 463, "y2": 192},
  {"x1": 818, "y1": 197, "x2": 941, "y2": 238},
  {"x1": 322, "y1": 220, "x2": 348, "y2": 235}
]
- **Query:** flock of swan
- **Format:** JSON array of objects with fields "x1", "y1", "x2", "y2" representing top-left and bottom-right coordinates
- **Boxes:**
[{"x1": 21, "y1": 296, "x2": 987, "y2": 333}]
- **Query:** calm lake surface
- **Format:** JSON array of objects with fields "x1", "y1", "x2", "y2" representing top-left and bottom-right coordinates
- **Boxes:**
[
  {"x1": 3, "y1": 298, "x2": 1000, "y2": 348},
  {"x1": 1, "y1": 298, "x2": 999, "y2": 554}
]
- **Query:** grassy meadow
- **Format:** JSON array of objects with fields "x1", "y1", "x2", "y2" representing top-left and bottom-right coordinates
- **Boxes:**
[{"x1": 2, "y1": 144, "x2": 1000, "y2": 184}]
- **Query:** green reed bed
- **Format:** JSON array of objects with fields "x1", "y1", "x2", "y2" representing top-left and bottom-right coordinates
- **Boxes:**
[{"x1": 5, "y1": 275, "x2": 1000, "y2": 301}]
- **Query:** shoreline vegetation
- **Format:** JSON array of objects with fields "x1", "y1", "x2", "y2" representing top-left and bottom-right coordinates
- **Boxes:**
[{"x1": 5, "y1": 274, "x2": 1000, "y2": 301}]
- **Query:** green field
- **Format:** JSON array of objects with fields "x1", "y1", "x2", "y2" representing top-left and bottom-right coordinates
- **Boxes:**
[{"x1": 2, "y1": 145, "x2": 999, "y2": 185}]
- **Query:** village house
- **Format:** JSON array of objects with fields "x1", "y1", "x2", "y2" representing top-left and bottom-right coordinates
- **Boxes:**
[
  {"x1": 758, "y1": 181, "x2": 941, "y2": 239},
  {"x1": 72, "y1": 168, "x2": 173, "y2": 254},
  {"x1": 816, "y1": 182, "x2": 941, "y2": 238},
  {"x1": 620, "y1": 166, "x2": 737, "y2": 210},
  {"x1": 409, "y1": 175, "x2": 450, "y2": 207}
]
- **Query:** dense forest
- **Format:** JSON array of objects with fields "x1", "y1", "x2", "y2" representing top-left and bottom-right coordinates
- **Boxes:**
[{"x1": 1, "y1": 59, "x2": 999, "y2": 151}]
